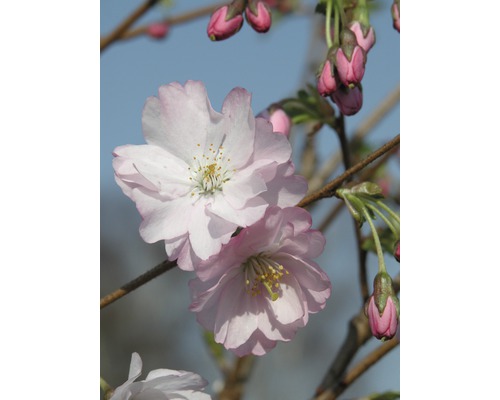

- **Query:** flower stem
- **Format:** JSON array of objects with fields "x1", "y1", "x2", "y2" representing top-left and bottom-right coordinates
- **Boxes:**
[
  {"x1": 361, "y1": 206, "x2": 387, "y2": 274},
  {"x1": 325, "y1": 0, "x2": 334, "y2": 48},
  {"x1": 365, "y1": 203, "x2": 399, "y2": 240},
  {"x1": 376, "y1": 200, "x2": 400, "y2": 225},
  {"x1": 334, "y1": 0, "x2": 347, "y2": 30}
]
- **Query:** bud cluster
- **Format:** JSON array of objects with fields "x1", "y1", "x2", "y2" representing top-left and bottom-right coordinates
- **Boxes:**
[
  {"x1": 316, "y1": 0, "x2": 377, "y2": 116},
  {"x1": 207, "y1": 0, "x2": 273, "y2": 41}
]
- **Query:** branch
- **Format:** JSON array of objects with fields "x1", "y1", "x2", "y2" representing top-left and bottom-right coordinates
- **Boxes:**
[
  {"x1": 100, "y1": 259, "x2": 177, "y2": 309},
  {"x1": 314, "y1": 275, "x2": 400, "y2": 397},
  {"x1": 218, "y1": 356, "x2": 256, "y2": 400},
  {"x1": 315, "y1": 338, "x2": 400, "y2": 400},
  {"x1": 297, "y1": 134, "x2": 400, "y2": 208},
  {"x1": 119, "y1": 3, "x2": 225, "y2": 42},
  {"x1": 100, "y1": 0, "x2": 160, "y2": 52}
]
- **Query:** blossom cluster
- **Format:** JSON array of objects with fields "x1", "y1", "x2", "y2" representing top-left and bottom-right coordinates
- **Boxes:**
[{"x1": 113, "y1": 80, "x2": 331, "y2": 356}]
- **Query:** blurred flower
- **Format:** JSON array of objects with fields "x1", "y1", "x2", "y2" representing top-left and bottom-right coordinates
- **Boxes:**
[
  {"x1": 245, "y1": 0, "x2": 272, "y2": 33},
  {"x1": 317, "y1": 59, "x2": 339, "y2": 97},
  {"x1": 207, "y1": 4, "x2": 244, "y2": 41},
  {"x1": 392, "y1": 0, "x2": 400, "y2": 33},
  {"x1": 331, "y1": 84, "x2": 363, "y2": 116},
  {"x1": 258, "y1": 106, "x2": 291, "y2": 137},
  {"x1": 189, "y1": 206, "x2": 331, "y2": 356},
  {"x1": 146, "y1": 22, "x2": 169, "y2": 39},
  {"x1": 113, "y1": 81, "x2": 307, "y2": 270},
  {"x1": 394, "y1": 240, "x2": 400, "y2": 262},
  {"x1": 365, "y1": 295, "x2": 399, "y2": 341},
  {"x1": 348, "y1": 21, "x2": 375, "y2": 53},
  {"x1": 109, "y1": 352, "x2": 211, "y2": 400}
]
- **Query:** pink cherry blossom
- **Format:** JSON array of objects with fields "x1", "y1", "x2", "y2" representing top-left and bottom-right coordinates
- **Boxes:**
[
  {"x1": 110, "y1": 352, "x2": 211, "y2": 400},
  {"x1": 113, "y1": 81, "x2": 307, "y2": 270},
  {"x1": 189, "y1": 206, "x2": 331, "y2": 356},
  {"x1": 207, "y1": 5, "x2": 244, "y2": 41},
  {"x1": 366, "y1": 296, "x2": 398, "y2": 340}
]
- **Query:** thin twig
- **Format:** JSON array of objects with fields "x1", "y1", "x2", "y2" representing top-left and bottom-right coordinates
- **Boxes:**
[
  {"x1": 100, "y1": 259, "x2": 177, "y2": 309},
  {"x1": 315, "y1": 338, "x2": 400, "y2": 400},
  {"x1": 119, "y1": 3, "x2": 225, "y2": 41},
  {"x1": 314, "y1": 275, "x2": 400, "y2": 398},
  {"x1": 297, "y1": 134, "x2": 400, "y2": 208}
]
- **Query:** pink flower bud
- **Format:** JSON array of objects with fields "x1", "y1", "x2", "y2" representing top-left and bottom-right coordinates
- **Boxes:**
[
  {"x1": 394, "y1": 241, "x2": 400, "y2": 262},
  {"x1": 335, "y1": 46, "x2": 366, "y2": 87},
  {"x1": 207, "y1": 5, "x2": 244, "y2": 41},
  {"x1": 258, "y1": 107, "x2": 291, "y2": 137},
  {"x1": 348, "y1": 21, "x2": 376, "y2": 53},
  {"x1": 392, "y1": 2, "x2": 400, "y2": 33},
  {"x1": 147, "y1": 22, "x2": 169, "y2": 39},
  {"x1": 317, "y1": 60, "x2": 339, "y2": 96},
  {"x1": 246, "y1": 1, "x2": 272, "y2": 33},
  {"x1": 366, "y1": 295, "x2": 398, "y2": 340},
  {"x1": 331, "y1": 85, "x2": 363, "y2": 116}
]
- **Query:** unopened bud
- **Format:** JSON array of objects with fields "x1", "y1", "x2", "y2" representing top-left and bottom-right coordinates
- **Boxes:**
[
  {"x1": 392, "y1": 1, "x2": 400, "y2": 33},
  {"x1": 394, "y1": 240, "x2": 400, "y2": 262},
  {"x1": 348, "y1": 21, "x2": 376, "y2": 53},
  {"x1": 331, "y1": 84, "x2": 363, "y2": 116},
  {"x1": 147, "y1": 22, "x2": 169, "y2": 39},
  {"x1": 246, "y1": 1, "x2": 272, "y2": 33},
  {"x1": 258, "y1": 106, "x2": 291, "y2": 137},
  {"x1": 207, "y1": 5, "x2": 244, "y2": 41},
  {"x1": 317, "y1": 59, "x2": 339, "y2": 96},
  {"x1": 365, "y1": 295, "x2": 399, "y2": 341}
]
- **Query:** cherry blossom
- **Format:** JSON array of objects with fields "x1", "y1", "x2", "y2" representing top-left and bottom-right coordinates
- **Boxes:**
[{"x1": 189, "y1": 206, "x2": 331, "y2": 356}]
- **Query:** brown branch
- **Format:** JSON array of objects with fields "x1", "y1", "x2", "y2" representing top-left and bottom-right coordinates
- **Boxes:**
[
  {"x1": 314, "y1": 275, "x2": 400, "y2": 398},
  {"x1": 100, "y1": 259, "x2": 177, "y2": 309},
  {"x1": 218, "y1": 356, "x2": 256, "y2": 400},
  {"x1": 297, "y1": 134, "x2": 400, "y2": 208},
  {"x1": 315, "y1": 338, "x2": 400, "y2": 400},
  {"x1": 120, "y1": 3, "x2": 225, "y2": 41},
  {"x1": 101, "y1": 0, "x2": 160, "y2": 52}
]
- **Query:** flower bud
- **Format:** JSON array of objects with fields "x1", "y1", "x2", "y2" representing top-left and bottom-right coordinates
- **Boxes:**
[
  {"x1": 258, "y1": 106, "x2": 291, "y2": 137},
  {"x1": 331, "y1": 84, "x2": 363, "y2": 116},
  {"x1": 207, "y1": 4, "x2": 244, "y2": 41},
  {"x1": 392, "y1": 0, "x2": 400, "y2": 33},
  {"x1": 317, "y1": 59, "x2": 339, "y2": 97},
  {"x1": 394, "y1": 240, "x2": 400, "y2": 262},
  {"x1": 246, "y1": 1, "x2": 272, "y2": 33},
  {"x1": 348, "y1": 21, "x2": 376, "y2": 53},
  {"x1": 365, "y1": 295, "x2": 399, "y2": 340},
  {"x1": 147, "y1": 22, "x2": 169, "y2": 39},
  {"x1": 365, "y1": 272, "x2": 399, "y2": 340},
  {"x1": 335, "y1": 29, "x2": 366, "y2": 87}
]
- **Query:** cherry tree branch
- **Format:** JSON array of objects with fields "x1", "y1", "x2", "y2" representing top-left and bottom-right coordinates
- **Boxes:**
[
  {"x1": 297, "y1": 134, "x2": 400, "y2": 208},
  {"x1": 120, "y1": 3, "x2": 225, "y2": 41},
  {"x1": 101, "y1": 0, "x2": 160, "y2": 53},
  {"x1": 314, "y1": 275, "x2": 400, "y2": 398},
  {"x1": 315, "y1": 338, "x2": 400, "y2": 400},
  {"x1": 100, "y1": 259, "x2": 177, "y2": 309}
]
